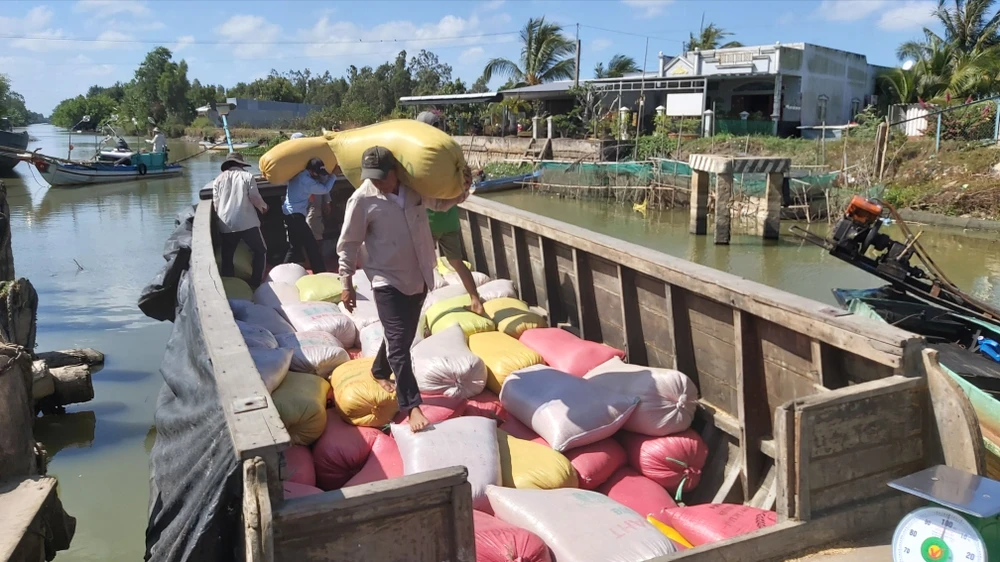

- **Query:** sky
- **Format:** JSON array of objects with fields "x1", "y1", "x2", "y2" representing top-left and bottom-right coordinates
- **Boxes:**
[{"x1": 0, "y1": 0, "x2": 944, "y2": 114}]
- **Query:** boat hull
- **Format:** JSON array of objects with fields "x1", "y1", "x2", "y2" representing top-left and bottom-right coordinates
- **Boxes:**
[
  {"x1": 471, "y1": 171, "x2": 539, "y2": 194},
  {"x1": 0, "y1": 130, "x2": 29, "y2": 173},
  {"x1": 36, "y1": 161, "x2": 184, "y2": 187}
]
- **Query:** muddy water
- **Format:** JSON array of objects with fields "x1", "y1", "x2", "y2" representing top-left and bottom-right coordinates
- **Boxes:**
[{"x1": 483, "y1": 191, "x2": 1000, "y2": 308}]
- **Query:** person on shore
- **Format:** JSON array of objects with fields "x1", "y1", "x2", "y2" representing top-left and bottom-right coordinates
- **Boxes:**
[
  {"x1": 338, "y1": 146, "x2": 463, "y2": 432},
  {"x1": 416, "y1": 111, "x2": 484, "y2": 315},
  {"x1": 284, "y1": 158, "x2": 335, "y2": 272},
  {"x1": 211, "y1": 152, "x2": 268, "y2": 287},
  {"x1": 147, "y1": 127, "x2": 167, "y2": 154}
]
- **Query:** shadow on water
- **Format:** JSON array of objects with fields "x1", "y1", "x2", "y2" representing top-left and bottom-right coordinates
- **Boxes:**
[{"x1": 97, "y1": 369, "x2": 154, "y2": 384}]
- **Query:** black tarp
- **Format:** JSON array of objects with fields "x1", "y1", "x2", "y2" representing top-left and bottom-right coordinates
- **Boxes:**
[{"x1": 140, "y1": 206, "x2": 241, "y2": 562}]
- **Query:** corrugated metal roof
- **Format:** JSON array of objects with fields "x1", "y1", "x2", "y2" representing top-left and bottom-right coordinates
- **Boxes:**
[{"x1": 398, "y1": 92, "x2": 501, "y2": 106}]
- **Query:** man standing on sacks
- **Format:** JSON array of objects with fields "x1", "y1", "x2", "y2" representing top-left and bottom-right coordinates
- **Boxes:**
[{"x1": 337, "y1": 145, "x2": 472, "y2": 431}]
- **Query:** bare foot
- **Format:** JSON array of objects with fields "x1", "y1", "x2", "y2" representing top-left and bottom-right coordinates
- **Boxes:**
[
  {"x1": 408, "y1": 406, "x2": 431, "y2": 432},
  {"x1": 372, "y1": 374, "x2": 395, "y2": 394}
]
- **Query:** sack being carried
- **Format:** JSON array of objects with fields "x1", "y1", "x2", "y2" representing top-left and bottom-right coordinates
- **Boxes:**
[
  {"x1": 259, "y1": 136, "x2": 338, "y2": 186},
  {"x1": 327, "y1": 120, "x2": 468, "y2": 200}
]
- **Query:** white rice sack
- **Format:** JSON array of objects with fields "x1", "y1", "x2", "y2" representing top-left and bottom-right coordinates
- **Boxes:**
[
  {"x1": 230, "y1": 299, "x2": 295, "y2": 335},
  {"x1": 500, "y1": 365, "x2": 639, "y2": 452},
  {"x1": 444, "y1": 270, "x2": 490, "y2": 288},
  {"x1": 412, "y1": 324, "x2": 487, "y2": 399},
  {"x1": 422, "y1": 284, "x2": 470, "y2": 316},
  {"x1": 250, "y1": 347, "x2": 293, "y2": 393},
  {"x1": 412, "y1": 314, "x2": 428, "y2": 349},
  {"x1": 478, "y1": 279, "x2": 518, "y2": 302},
  {"x1": 486, "y1": 487, "x2": 676, "y2": 562},
  {"x1": 433, "y1": 270, "x2": 449, "y2": 291},
  {"x1": 237, "y1": 320, "x2": 278, "y2": 349},
  {"x1": 275, "y1": 331, "x2": 350, "y2": 377},
  {"x1": 340, "y1": 298, "x2": 380, "y2": 336},
  {"x1": 392, "y1": 417, "x2": 501, "y2": 512},
  {"x1": 352, "y1": 269, "x2": 374, "y2": 300},
  {"x1": 359, "y1": 323, "x2": 385, "y2": 358},
  {"x1": 280, "y1": 302, "x2": 358, "y2": 347},
  {"x1": 584, "y1": 357, "x2": 698, "y2": 436},
  {"x1": 253, "y1": 282, "x2": 301, "y2": 310},
  {"x1": 266, "y1": 263, "x2": 308, "y2": 285}
]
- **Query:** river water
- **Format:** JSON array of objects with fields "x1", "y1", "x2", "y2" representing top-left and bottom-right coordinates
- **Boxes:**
[{"x1": 4, "y1": 124, "x2": 999, "y2": 561}]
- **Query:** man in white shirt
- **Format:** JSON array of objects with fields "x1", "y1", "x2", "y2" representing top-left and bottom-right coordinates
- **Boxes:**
[
  {"x1": 337, "y1": 146, "x2": 445, "y2": 431},
  {"x1": 212, "y1": 153, "x2": 268, "y2": 286},
  {"x1": 147, "y1": 127, "x2": 167, "y2": 154}
]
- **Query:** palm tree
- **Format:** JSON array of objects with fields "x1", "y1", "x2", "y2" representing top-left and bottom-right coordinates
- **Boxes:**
[
  {"x1": 594, "y1": 54, "x2": 640, "y2": 78},
  {"x1": 483, "y1": 17, "x2": 576, "y2": 87},
  {"x1": 684, "y1": 23, "x2": 743, "y2": 52},
  {"x1": 934, "y1": 0, "x2": 1000, "y2": 55}
]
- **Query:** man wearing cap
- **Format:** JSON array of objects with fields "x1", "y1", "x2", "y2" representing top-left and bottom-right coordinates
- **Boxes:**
[
  {"x1": 146, "y1": 127, "x2": 167, "y2": 154},
  {"x1": 283, "y1": 158, "x2": 336, "y2": 272},
  {"x1": 337, "y1": 146, "x2": 468, "y2": 431},
  {"x1": 212, "y1": 152, "x2": 268, "y2": 287},
  {"x1": 415, "y1": 111, "x2": 484, "y2": 315}
]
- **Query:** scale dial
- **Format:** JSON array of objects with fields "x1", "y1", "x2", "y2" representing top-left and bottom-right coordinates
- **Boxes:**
[{"x1": 893, "y1": 506, "x2": 988, "y2": 562}]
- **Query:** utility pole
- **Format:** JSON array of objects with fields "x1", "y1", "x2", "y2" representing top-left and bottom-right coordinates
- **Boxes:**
[{"x1": 574, "y1": 23, "x2": 581, "y2": 87}]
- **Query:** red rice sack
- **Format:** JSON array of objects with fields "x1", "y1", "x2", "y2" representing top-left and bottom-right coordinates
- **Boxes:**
[
  {"x1": 230, "y1": 299, "x2": 295, "y2": 335},
  {"x1": 412, "y1": 324, "x2": 488, "y2": 399},
  {"x1": 500, "y1": 365, "x2": 639, "y2": 452},
  {"x1": 284, "y1": 445, "x2": 316, "y2": 487},
  {"x1": 266, "y1": 263, "x2": 308, "y2": 285},
  {"x1": 486, "y1": 487, "x2": 676, "y2": 561},
  {"x1": 347, "y1": 347, "x2": 363, "y2": 360},
  {"x1": 519, "y1": 328, "x2": 624, "y2": 378},
  {"x1": 312, "y1": 413, "x2": 383, "y2": 490},
  {"x1": 474, "y1": 510, "x2": 553, "y2": 562},
  {"x1": 253, "y1": 281, "x2": 301, "y2": 310},
  {"x1": 650, "y1": 504, "x2": 777, "y2": 546},
  {"x1": 283, "y1": 481, "x2": 323, "y2": 499},
  {"x1": 465, "y1": 390, "x2": 508, "y2": 422},
  {"x1": 599, "y1": 467, "x2": 677, "y2": 517},
  {"x1": 344, "y1": 431, "x2": 404, "y2": 487},
  {"x1": 393, "y1": 417, "x2": 501, "y2": 512},
  {"x1": 619, "y1": 429, "x2": 708, "y2": 497},
  {"x1": 281, "y1": 302, "x2": 358, "y2": 347},
  {"x1": 392, "y1": 394, "x2": 467, "y2": 424},
  {"x1": 237, "y1": 320, "x2": 278, "y2": 349},
  {"x1": 275, "y1": 331, "x2": 350, "y2": 377},
  {"x1": 564, "y1": 438, "x2": 627, "y2": 491},
  {"x1": 584, "y1": 357, "x2": 698, "y2": 436}
]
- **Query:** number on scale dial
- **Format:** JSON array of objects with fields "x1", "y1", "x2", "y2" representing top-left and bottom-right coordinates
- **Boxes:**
[{"x1": 892, "y1": 507, "x2": 987, "y2": 562}]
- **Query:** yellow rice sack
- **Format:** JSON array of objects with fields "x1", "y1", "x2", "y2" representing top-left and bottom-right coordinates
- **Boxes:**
[
  {"x1": 425, "y1": 294, "x2": 495, "y2": 337},
  {"x1": 468, "y1": 332, "x2": 544, "y2": 393},
  {"x1": 327, "y1": 120, "x2": 468, "y2": 200},
  {"x1": 646, "y1": 515, "x2": 694, "y2": 549},
  {"x1": 329, "y1": 357, "x2": 398, "y2": 427},
  {"x1": 296, "y1": 273, "x2": 344, "y2": 303},
  {"x1": 497, "y1": 429, "x2": 578, "y2": 490},
  {"x1": 259, "y1": 136, "x2": 338, "y2": 186},
  {"x1": 214, "y1": 242, "x2": 254, "y2": 282},
  {"x1": 484, "y1": 298, "x2": 546, "y2": 339},
  {"x1": 222, "y1": 276, "x2": 254, "y2": 301},
  {"x1": 271, "y1": 371, "x2": 330, "y2": 446},
  {"x1": 436, "y1": 256, "x2": 472, "y2": 276}
]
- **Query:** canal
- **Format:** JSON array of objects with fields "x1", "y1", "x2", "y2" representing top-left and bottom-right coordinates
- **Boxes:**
[{"x1": 4, "y1": 124, "x2": 1000, "y2": 561}]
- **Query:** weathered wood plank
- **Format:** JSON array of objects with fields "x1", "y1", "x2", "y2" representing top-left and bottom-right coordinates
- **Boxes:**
[
  {"x1": 449, "y1": 481, "x2": 476, "y2": 561},
  {"x1": 488, "y1": 217, "x2": 511, "y2": 281},
  {"x1": 774, "y1": 404, "x2": 795, "y2": 521},
  {"x1": 0, "y1": 346, "x2": 37, "y2": 480},
  {"x1": 538, "y1": 237, "x2": 563, "y2": 326},
  {"x1": 808, "y1": 436, "x2": 924, "y2": 490},
  {"x1": 794, "y1": 409, "x2": 812, "y2": 521},
  {"x1": 477, "y1": 216, "x2": 495, "y2": 277},
  {"x1": 735, "y1": 311, "x2": 770, "y2": 498},
  {"x1": 810, "y1": 461, "x2": 926, "y2": 515},
  {"x1": 512, "y1": 227, "x2": 535, "y2": 304},
  {"x1": 618, "y1": 265, "x2": 648, "y2": 365},
  {"x1": 457, "y1": 210, "x2": 476, "y2": 270},
  {"x1": 923, "y1": 348, "x2": 986, "y2": 475},
  {"x1": 0, "y1": 476, "x2": 74, "y2": 562},
  {"x1": 34, "y1": 348, "x2": 104, "y2": 370},
  {"x1": 764, "y1": 362, "x2": 825, "y2": 416},
  {"x1": 244, "y1": 459, "x2": 263, "y2": 562},
  {"x1": 758, "y1": 320, "x2": 814, "y2": 379},
  {"x1": 806, "y1": 388, "x2": 923, "y2": 459},
  {"x1": 685, "y1": 293, "x2": 735, "y2": 343},
  {"x1": 572, "y1": 249, "x2": 600, "y2": 341}
]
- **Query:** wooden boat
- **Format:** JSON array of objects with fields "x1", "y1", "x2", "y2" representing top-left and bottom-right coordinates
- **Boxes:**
[
  {"x1": 199, "y1": 141, "x2": 254, "y2": 151},
  {"x1": 834, "y1": 285, "x2": 1000, "y2": 478},
  {"x1": 29, "y1": 151, "x2": 183, "y2": 187},
  {"x1": 470, "y1": 170, "x2": 539, "y2": 194},
  {"x1": 0, "y1": 118, "x2": 29, "y2": 173}
]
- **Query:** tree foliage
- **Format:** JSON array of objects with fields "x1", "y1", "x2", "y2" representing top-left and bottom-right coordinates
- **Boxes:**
[
  {"x1": 0, "y1": 75, "x2": 44, "y2": 126},
  {"x1": 594, "y1": 54, "x2": 640, "y2": 78},
  {"x1": 684, "y1": 23, "x2": 742, "y2": 51},
  {"x1": 483, "y1": 17, "x2": 576, "y2": 86}
]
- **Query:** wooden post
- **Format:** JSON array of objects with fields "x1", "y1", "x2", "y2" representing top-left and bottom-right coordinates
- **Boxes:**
[
  {"x1": 0, "y1": 182, "x2": 13, "y2": 282},
  {"x1": 689, "y1": 170, "x2": 710, "y2": 235},
  {"x1": 0, "y1": 346, "x2": 36, "y2": 480},
  {"x1": 759, "y1": 172, "x2": 783, "y2": 239},
  {"x1": 715, "y1": 173, "x2": 733, "y2": 245}
]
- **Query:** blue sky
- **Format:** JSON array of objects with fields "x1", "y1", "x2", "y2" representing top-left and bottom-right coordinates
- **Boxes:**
[{"x1": 1, "y1": 0, "x2": 942, "y2": 113}]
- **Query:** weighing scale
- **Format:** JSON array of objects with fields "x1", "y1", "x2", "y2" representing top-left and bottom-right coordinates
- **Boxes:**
[{"x1": 889, "y1": 465, "x2": 1000, "y2": 561}]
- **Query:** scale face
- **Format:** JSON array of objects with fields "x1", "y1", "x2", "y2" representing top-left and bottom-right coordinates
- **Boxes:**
[{"x1": 893, "y1": 506, "x2": 988, "y2": 561}]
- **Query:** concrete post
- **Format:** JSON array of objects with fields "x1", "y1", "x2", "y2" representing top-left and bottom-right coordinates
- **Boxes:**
[
  {"x1": 715, "y1": 173, "x2": 733, "y2": 245},
  {"x1": 532, "y1": 116, "x2": 539, "y2": 140},
  {"x1": 619, "y1": 107, "x2": 630, "y2": 140},
  {"x1": 689, "y1": 170, "x2": 710, "y2": 235},
  {"x1": 702, "y1": 110, "x2": 714, "y2": 138},
  {"x1": 760, "y1": 172, "x2": 783, "y2": 239},
  {"x1": 546, "y1": 116, "x2": 553, "y2": 139}
]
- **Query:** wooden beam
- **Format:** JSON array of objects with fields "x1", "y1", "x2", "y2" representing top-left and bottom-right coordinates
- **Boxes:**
[
  {"x1": 735, "y1": 310, "x2": 769, "y2": 498},
  {"x1": 617, "y1": 265, "x2": 648, "y2": 365},
  {"x1": 539, "y1": 237, "x2": 564, "y2": 326},
  {"x1": 512, "y1": 227, "x2": 536, "y2": 305},
  {"x1": 34, "y1": 348, "x2": 104, "y2": 371},
  {"x1": 794, "y1": 408, "x2": 812, "y2": 522},
  {"x1": 690, "y1": 170, "x2": 710, "y2": 235},
  {"x1": 572, "y1": 249, "x2": 602, "y2": 342},
  {"x1": 466, "y1": 213, "x2": 489, "y2": 276},
  {"x1": 487, "y1": 217, "x2": 510, "y2": 280},
  {"x1": 0, "y1": 346, "x2": 35, "y2": 479},
  {"x1": 775, "y1": 404, "x2": 796, "y2": 521}
]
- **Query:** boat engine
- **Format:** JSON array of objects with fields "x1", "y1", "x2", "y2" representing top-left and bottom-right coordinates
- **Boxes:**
[{"x1": 826, "y1": 196, "x2": 926, "y2": 283}]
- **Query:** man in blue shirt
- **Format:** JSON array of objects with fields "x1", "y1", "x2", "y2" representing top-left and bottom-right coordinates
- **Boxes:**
[{"x1": 284, "y1": 158, "x2": 336, "y2": 272}]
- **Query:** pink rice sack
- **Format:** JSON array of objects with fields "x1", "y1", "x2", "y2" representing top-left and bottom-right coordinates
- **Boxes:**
[
  {"x1": 518, "y1": 328, "x2": 624, "y2": 378},
  {"x1": 650, "y1": 503, "x2": 778, "y2": 546}
]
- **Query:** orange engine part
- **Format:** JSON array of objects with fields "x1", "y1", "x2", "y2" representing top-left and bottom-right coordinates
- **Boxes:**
[{"x1": 844, "y1": 195, "x2": 882, "y2": 225}]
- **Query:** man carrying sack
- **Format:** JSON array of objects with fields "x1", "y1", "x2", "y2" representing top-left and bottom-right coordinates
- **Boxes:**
[
  {"x1": 337, "y1": 146, "x2": 470, "y2": 431},
  {"x1": 284, "y1": 158, "x2": 336, "y2": 272},
  {"x1": 211, "y1": 152, "x2": 268, "y2": 287}
]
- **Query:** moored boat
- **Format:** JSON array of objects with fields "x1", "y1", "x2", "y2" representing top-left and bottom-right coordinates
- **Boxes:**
[
  {"x1": 30, "y1": 151, "x2": 183, "y2": 188},
  {"x1": 199, "y1": 140, "x2": 254, "y2": 151},
  {"x1": 0, "y1": 118, "x2": 29, "y2": 173},
  {"x1": 471, "y1": 170, "x2": 540, "y2": 194}
]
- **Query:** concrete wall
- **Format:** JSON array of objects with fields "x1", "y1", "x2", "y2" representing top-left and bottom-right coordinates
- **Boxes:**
[
  {"x1": 203, "y1": 98, "x2": 323, "y2": 128},
  {"x1": 797, "y1": 44, "x2": 875, "y2": 128},
  {"x1": 454, "y1": 136, "x2": 603, "y2": 167}
]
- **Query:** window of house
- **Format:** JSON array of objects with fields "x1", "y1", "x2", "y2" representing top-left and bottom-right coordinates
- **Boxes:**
[{"x1": 851, "y1": 98, "x2": 861, "y2": 118}]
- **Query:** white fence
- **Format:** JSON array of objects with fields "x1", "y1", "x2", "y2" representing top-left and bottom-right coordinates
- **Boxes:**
[{"x1": 889, "y1": 103, "x2": 933, "y2": 137}]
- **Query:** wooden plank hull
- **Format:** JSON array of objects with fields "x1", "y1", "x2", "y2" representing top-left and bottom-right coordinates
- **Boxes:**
[{"x1": 38, "y1": 162, "x2": 183, "y2": 187}]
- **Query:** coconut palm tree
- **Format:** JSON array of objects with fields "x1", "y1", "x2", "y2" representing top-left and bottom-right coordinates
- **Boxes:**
[
  {"x1": 483, "y1": 17, "x2": 576, "y2": 87},
  {"x1": 934, "y1": 0, "x2": 1000, "y2": 54},
  {"x1": 683, "y1": 23, "x2": 743, "y2": 52},
  {"x1": 594, "y1": 54, "x2": 640, "y2": 79}
]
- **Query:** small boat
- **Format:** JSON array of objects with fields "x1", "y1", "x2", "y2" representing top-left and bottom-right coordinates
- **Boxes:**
[
  {"x1": 471, "y1": 170, "x2": 540, "y2": 194},
  {"x1": 199, "y1": 141, "x2": 254, "y2": 151},
  {"x1": 0, "y1": 118, "x2": 29, "y2": 173},
  {"x1": 29, "y1": 152, "x2": 183, "y2": 187}
]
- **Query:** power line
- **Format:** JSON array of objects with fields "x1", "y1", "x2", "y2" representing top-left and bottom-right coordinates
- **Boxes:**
[
  {"x1": 0, "y1": 29, "x2": 522, "y2": 46},
  {"x1": 579, "y1": 24, "x2": 685, "y2": 45}
]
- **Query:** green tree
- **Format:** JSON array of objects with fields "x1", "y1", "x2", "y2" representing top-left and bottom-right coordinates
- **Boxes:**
[
  {"x1": 227, "y1": 71, "x2": 303, "y2": 103},
  {"x1": 469, "y1": 74, "x2": 491, "y2": 93},
  {"x1": 408, "y1": 50, "x2": 453, "y2": 96},
  {"x1": 343, "y1": 51, "x2": 413, "y2": 117},
  {"x1": 933, "y1": 0, "x2": 1000, "y2": 54},
  {"x1": 483, "y1": 17, "x2": 576, "y2": 87},
  {"x1": 683, "y1": 23, "x2": 742, "y2": 51},
  {"x1": 50, "y1": 94, "x2": 116, "y2": 128},
  {"x1": 594, "y1": 54, "x2": 640, "y2": 78}
]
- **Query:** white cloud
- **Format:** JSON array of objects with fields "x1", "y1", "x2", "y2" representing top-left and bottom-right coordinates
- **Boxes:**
[
  {"x1": 878, "y1": 0, "x2": 937, "y2": 30},
  {"x1": 74, "y1": 0, "x2": 150, "y2": 16},
  {"x1": 173, "y1": 35, "x2": 195, "y2": 53},
  {"x1": 301, "y1": 14, "x2": 493, "y2": 61},
  {"x1": 215, "y1": 15, "x2": 282, "y2": 59},
  {"x1": 459, "y1": 46, "x2": 486, "y2": 65},
  {"x1": 591, "y1": 38, "x2": 613, "y2": 52},
  {"x1": 0, "y1": 7, "x2": 67, "y2": 52},
  {"x1": 481, "y1": 0, "x2": 505, "y2": 10},
  {"x1": 815, "y1": 0, "x2": 887, "y2": 22},
  {"x1": 621, "y1": 0, "x2": 674, "y2": 17}
]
